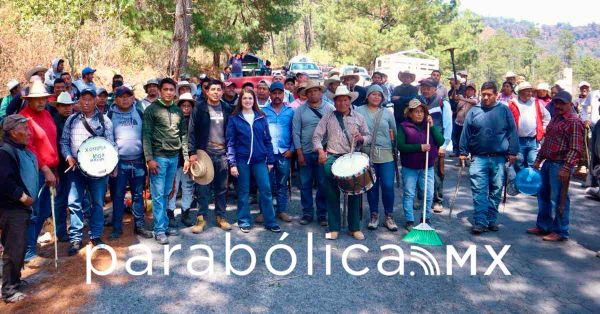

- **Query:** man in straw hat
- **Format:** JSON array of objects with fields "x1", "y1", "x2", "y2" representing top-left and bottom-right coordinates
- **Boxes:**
[
  {"x1": 508, "y1": 81, "x2": 551, "y2": 171},
  {"x1": 292, "y1": 80, "x2": 334, "y2": 226},
  {"x1": 341, "y1": 69, "x2": 367, "y2": 106},
  {"x1": 504, "y1": 71, "x2": 518, "y2": 93},
  {"x1": 141, "y1": 79, "x2": 159, "y2": 111},
  {"x1": 188, "y1": 79, "x2": 233, "y2": 234},
  {"x1": 391, "y1": 71, "x2": 418, "y2": 126},
  {"x1": 0, "y1": 114, "x2": 38, "y2": 303},
  {"x1": 528, "y1": 91, "x2": 584, "y2": 241},
  {"x1": 0, "y1": 79, "x2": 21, "y2": 119},
  {"x1": 324, "y1": 75, "x2": 341, "y2": 101},
  {"x1": 460, "y1": 82, "x2": 519, "y2": 235},
  {"x1": 18, "y1": 79, "x2": 59, "y2": 262},
  {"x1": 25, "y1": 66, "x2": 48, "y2": 84},
  {"x1": 50, "y1": 92, "x2": 75, "y2": 242},
  {"x1": 108, "y1": 86, "x2": 153, "y2": 240},
  {"x1": 312, "y1": 85, "x2": 371, "y2": 240},
  {"x1": 61, "y1": 88, "x2": 115, "y2": 254}
]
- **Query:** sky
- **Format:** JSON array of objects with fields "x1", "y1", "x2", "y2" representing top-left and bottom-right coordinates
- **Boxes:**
[{"x1": 460, "y1": 0, "x2": 599, "y2": 26}]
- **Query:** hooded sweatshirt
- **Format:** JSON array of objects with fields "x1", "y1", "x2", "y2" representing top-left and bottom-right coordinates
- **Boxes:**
[
  {"x1": 109, "y1": 104, "x2": 144, "y2": 161},
  {"x1": 45, "y1": 58, "x2": 63, "y2": 89}
]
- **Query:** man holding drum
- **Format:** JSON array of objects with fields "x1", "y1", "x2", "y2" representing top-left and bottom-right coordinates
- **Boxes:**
[
  {"x1": 313, "y1": 85, "x2": 371, "y2": 240},
  {"x1": 60, "y1": 88, "x2": 115, "y2": 255}
]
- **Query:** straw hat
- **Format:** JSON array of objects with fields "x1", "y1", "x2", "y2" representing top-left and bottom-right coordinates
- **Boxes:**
[
  {"x1": 25, "y1": 65, "x2": 48, "y2": 81},
  {"x1": 504, "y1": 71, "x2": 517, "y2": 79},
  {"x1": 190, "y1": 150, "x2": 214, "y2": 185},
  {"x1": 6, "y1": 79, "x2": 20, "y2": 91},
  {"x1": 56, "y1": 92, "x2": 74, "y2": 105},
  {"x1": 23, "y1": 80, "x2": 50, "y2": 99},
  {"x1": 298, "y1": 80, "x2": 325, "y2": 96},
  {"x1": 324, "y1": 75, "x2": 341, "y2": 87},
  {"x1": 332, "y1": 85, "x2": 358, "y2": 103},
  {"x1": 177, "y1": 92, "x2": 195, "y2": 105},
  {"x1": 515, "y1": 81, "x2": 533, "y2": 93},
  {"x1": 398, "y1": 71, "x2": 416, "y2": 82},
  {"x1": 536, "y1": 83, "x2": 551, "y2": 93}
]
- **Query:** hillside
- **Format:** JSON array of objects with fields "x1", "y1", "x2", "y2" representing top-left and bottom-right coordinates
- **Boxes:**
[{"x1": 482, "y1": 17, "x2": 600, "y2": 58}]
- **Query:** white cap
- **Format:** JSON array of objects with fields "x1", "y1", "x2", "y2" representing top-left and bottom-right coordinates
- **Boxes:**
[{"x1": 579, "y1": 81, "x2": 591, "y2": 88}]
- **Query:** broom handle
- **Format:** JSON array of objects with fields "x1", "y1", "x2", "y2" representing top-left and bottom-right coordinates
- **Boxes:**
[{"x1": 422, "y1": 124, "x2": 430, "y2": 224}]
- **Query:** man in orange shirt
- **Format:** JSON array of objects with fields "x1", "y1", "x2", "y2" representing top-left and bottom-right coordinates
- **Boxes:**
[{"x1": 18, "y1": 80, "x2": 58, "y2": 262}]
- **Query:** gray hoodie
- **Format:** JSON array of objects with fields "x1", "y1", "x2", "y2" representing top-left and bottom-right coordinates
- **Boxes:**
[
  {"x1": 109, "y1": 104, "x2": 144, "y2": 161},
  {"x1": 45, "y1": 58, "x2": 63, "y2": 88}
]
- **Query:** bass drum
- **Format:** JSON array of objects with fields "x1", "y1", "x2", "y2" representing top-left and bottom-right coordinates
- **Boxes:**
[
  {"x1": 331, "y1": 152, "x2": 376, "y2": 195},
  {"x1": 76, "y1": 137, "x2": 118, "y2": 178}
]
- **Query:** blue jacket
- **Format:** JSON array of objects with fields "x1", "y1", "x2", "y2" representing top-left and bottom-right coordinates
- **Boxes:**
[
  {"x1": 459, "y1": 102, "x2": 519, "y2": 156},
  {"x1": 263, "y1": 104, "x2": 295, "y2": 154},
  {"x1": 226, "y1": 110, "x2": 275, "y2": 167}
]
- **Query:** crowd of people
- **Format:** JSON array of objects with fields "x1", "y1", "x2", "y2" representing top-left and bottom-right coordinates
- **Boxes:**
[{"x1": 0, "y1": 58, "x2": 597, "y2": 302}]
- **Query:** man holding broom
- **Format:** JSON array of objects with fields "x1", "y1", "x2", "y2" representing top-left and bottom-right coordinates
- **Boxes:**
[
  {"x1": 460, "y1": 82, "x2": 519, "y2": 235},
  {"x1": 527, "y1": 91, "x2": 584, "y2": 241}
]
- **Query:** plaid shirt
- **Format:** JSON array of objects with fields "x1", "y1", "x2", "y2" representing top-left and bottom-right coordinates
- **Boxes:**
[{"x1": 536, "y1": 112, "x2": 584, "y2": 171}]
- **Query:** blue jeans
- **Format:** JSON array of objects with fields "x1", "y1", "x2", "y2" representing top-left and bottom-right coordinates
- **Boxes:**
[
  {"x1": 536, "y1": 161, "x2": 571, "y2": 238},
  {"x1": 299, "y1": 152, "x2": 327, "y2": 219},
  {"x1": 401, "y1": 166, "x2": 434, "y2": 222},
  {"x1": 112, "y1": 159, "x2": 146, "y2": 232},
  {"x1": 196, "y1": 153, "x2": 228, "y2": 218},
  {"x1": 236, "y1": 162, "x2": 278, "y2": 228},
  {"x1": 68, "y1": 169, "x2": 108, "y2": 242},
  {"x1": 149, "y1": 156, "x2": 179, "y2": 234},
  {"x1": 26, "y1": 172, "x2": 51, "y2": 256},
  {"x1": 517, "y1": 137, "x2": 538, "y2": 171},
  {"x1": 168, "y1": 166, "x2": 195, "y2": 212},
  {"x1": 469, "y1": 156, "x2": 506, "y2": 226},
  {"x1": 54, "y1": 173, "x2": 71, "y2": 239},
  {"x1": 270, "y1": 154, "x2": 291, "y2": 213},
  {"x1": 367, "y1": 161, "x2": 395, "y2": 215}
]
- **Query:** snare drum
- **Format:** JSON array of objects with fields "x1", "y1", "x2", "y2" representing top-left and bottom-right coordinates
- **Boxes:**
[
  {"x1": 331, "y1": 152, "x2": 376, "y2": 195},
  {"x1": 76, "y1": 137, "x2": 119, "y2": 178}
]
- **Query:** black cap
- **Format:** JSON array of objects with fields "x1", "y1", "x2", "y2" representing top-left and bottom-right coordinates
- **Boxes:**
[
  {"x1": 419, "y1": 78, "x2": 438, "y2": 88},
  {"x1": 553, "y1": 91, "x2": 572, "y2": 104}
]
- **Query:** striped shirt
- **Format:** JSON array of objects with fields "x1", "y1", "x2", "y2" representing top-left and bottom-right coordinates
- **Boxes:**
[
  {"x1": 535, "y1": 112, "x2": 584, "y2": 172},
  {"x1": 60, "y1": 110, "x2": 115, "y2": 159}
]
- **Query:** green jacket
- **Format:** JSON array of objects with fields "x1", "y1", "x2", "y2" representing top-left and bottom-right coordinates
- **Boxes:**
[{"x1": 142, "y1": 99, "x2": 188, "y2": 161}]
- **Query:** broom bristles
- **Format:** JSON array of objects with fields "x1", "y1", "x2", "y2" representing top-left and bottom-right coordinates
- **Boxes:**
[{"x1": 402, "y1": 223, "x2": 443, "y2": 246}]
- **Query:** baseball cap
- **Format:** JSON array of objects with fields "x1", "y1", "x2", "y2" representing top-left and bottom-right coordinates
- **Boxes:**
[
  {"x1": 258, "y1": 80, "x2": 271, "y2": 88},
  {"x1": 419, "y1": 78, "x2": 438, "y2": 88},
  {"x1": 553, "y1": 91, "x2": 572, "y2": 104},
  {"x1": 80, "y1": 88, "x2": 97, "y2": 97},
  {"x1": 224, "y1": 80, "x2": 236, "y2": 87},
  {"x1": 115, "y1": 86, "x2": 133, "y2": 97},
  {"x1": 2, "y1": 114, "x2": 30, "y2": 132},
  {"x1": 269, "y1": 81, "x2": 284, "y2": 92},
  {"x1": 82, "y1": 67, "x2": 96, "y2": 76},
  {"x1": 96, "y1": 87, "x2": 108, "y2": 96}
]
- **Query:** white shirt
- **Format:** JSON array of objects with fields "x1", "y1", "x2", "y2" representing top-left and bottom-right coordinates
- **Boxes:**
[
  {"x1": 582, "y1": 90, "x2": 600, "y2": 125},
  {"x1": 243, "y1": 112, "x2": 255, "y2": 127},
  {"x1": 515, "y1": 98, "x2": 551, "y2": 138}
]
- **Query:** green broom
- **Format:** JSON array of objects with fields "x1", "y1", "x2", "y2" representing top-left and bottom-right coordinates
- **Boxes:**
[{"x1": 403, "y1": 123, "x2": 443, "y2": 246}]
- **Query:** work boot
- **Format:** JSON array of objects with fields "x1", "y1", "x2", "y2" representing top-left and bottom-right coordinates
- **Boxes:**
[
  {"x1": 155, "y1": 233, "x2": 169, "y2": 245},
  {"x1": 134, "y1": 225, "x2": 154, "y2": 238},
  {"x1": 432, "y1": 203, "x2": 444, "y2": 213},
  {"x1": 68, "y1": 241, "x2": 83, "y2": 256},
  {"x1": 216, "y1": 216, "x2": 232, "y2": 231},
  {"x1": 384, "y1": 215, "x2": 398, "y2": 232},
  {"x1": 471, "y1": 224, "x2": 488, "y2": 235},
  {"x1": 404, "y1": 221, "x2": 414, "y2": 231},
  {"x1": 488, "y1": 222, "x2": 500, "y2": 232},
  {"x1": 277, "y1": 212, "x2": 292, "y2": 223},
  {"x1": 367, "y1": 213, "x2": 379, "y2": 230},
  {"x1": 526, "y1": 227, "x2": 549, "y2": 236},
  {"x1": 299, "y1": 215, "x2": 313, "y2": 225},
  {"x1": 191, "y1": 215, "x2": 207, "y2": 234},
  {"x1": 181, "y1": 210, "x2": 194, "y2": 227}
]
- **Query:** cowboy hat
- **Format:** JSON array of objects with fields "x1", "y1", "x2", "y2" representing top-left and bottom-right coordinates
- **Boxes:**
[
  {"x1": 332, "y1": 85, "x2": 358, "y2": 103},
  {"x1": 177, "y1": 92, "x2": 195, "y2": 105},
  {"x1": 324, "y1": 75, "x2": 341, "y2": 87},
  {"x1": 26, "y1": 66, "x2": 48, "y2": 81},
  {"x1": 23, "y1": 80, "x2": 50, "y2": 99},
  {"x1": 504, "y1": 71, "x2": 517, "y2": 79},
  {"x1": 536, "y1": 83, "x2": 551, "y2": 93},
  {"x1": 298, "y1": 80, "x2": 325, "y2": 96},
  {"x1": 515, "y1": 81, "x2": 533, "y2": 93},
  {"x1": 340, "y1": 72, "x2": 360, "y2": 81},
  {"x1": 55, "y1": 92, "x2": 75, "y2": 105},
  {"x1": 6, "y1": 79, "x2": 20, "y2": 91},
  {"x1": 190, "y1": 150, "x2": 214, "y2": 185},
  {"x1": 398, "y1": 71, "x2": 416, "y2": 82}
]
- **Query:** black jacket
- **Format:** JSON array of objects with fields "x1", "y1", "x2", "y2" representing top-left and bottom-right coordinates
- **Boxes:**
[
  {"x1": 188, "y1": 99, "x2": 233, "y2": 155},
  {"x1": 351, "y1": 85, "x2": 367, "y2": 107},
  {"x1": 0, "y1": 139, "x2": 33, "y2": 212}
]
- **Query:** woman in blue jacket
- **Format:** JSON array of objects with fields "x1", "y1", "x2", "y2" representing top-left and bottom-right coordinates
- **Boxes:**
[{"x1": 226, "y1": 89, "x2": 281, "y2": 233}]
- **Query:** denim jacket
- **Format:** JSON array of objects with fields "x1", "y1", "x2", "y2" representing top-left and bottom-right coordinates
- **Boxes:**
[{"x1": 263, "y1": 104, "x2": 295, "y2": 154}]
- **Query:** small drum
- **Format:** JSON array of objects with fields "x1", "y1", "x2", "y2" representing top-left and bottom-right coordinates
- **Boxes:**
[
  {"x1": 77, "y1": 137, "x2": 119, "y2": 178},
  {"x1": 331, "y1": 152, "x2": 376, "y2": 195},
  {"x1": 516, "y1": 167, "x2": 542, "y2": 195}
]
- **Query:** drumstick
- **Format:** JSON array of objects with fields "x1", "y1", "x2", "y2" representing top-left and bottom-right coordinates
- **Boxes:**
[{"x1": 64, "y1": 164, "x2": 74, "y2": 173}]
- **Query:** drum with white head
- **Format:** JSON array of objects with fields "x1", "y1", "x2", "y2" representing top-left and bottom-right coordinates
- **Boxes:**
[
  {"x1": 76, "y1": 137, "x2": 118, "y2": 178},
  {"x1": 331, "y1": 152, "x2": 376, "y2": 195}
]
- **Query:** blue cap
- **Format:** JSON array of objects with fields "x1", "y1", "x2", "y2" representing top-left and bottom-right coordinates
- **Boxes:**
[
  {"x1": 270, "y1": 81, "x2": 284, "y2": 92},
  {"x1": 80, "y1": 88, "x2": 96, "y2": 97},
  {"x1": 553, "y1": 90, "x2": 572, "y2": 104},
  {"x1": 82, "y1": 67, "x2": 96, "y2": 76},
  {"x1": 115, "y1": 86, "x2": 133, "y2": 97}
]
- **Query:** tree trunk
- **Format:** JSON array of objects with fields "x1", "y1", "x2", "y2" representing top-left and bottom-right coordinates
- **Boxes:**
[
  {"x1": 303, "y1": 6, "x2": 313, "y2": 51},
  {"x1": 168, "y1": 0, "x2": 192, "y2": 80},
  {"x1": 213, "y1": 51, "x2": 221, "y2": 69}
]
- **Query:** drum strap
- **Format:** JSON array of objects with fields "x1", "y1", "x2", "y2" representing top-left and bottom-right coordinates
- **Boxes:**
[
  {"x1": 80, "y1": 112, "x2": 106, "y2": 137},
  {"x1": 334, "y1": 111, "x2": 352, "y2": 149},
  {"x1": 368, "y1": 108, "x2": 385, "y2": 161}
]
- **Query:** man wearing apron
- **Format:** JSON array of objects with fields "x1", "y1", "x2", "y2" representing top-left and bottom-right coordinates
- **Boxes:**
[
  {"x1": 312, "y1": 86, "x2": 371, "y2": 241},
  {"x1": 60, "y1": 88, "x2": 115, "y2": 256}
]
